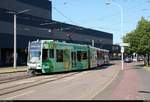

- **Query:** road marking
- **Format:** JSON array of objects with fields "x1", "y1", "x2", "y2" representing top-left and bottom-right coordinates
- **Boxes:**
[
  {"x1": 16, "y1": 80, "x2": 36, "y2": 84},
  {"x1": 91, "y1": 68, "x2": 120, "y2": 99},
  {"x1": 125, "y1": 95, "x2": 131, "y2": 100},
  {"x1": 5, "y1": 90, "x2": 35, "y2": 100},
  {"x1": 53, "y1": 71, "x2": 90, "y2": 83},
  {"x1": 2, "y1": 80, "x2": 36, "y2": 87}
]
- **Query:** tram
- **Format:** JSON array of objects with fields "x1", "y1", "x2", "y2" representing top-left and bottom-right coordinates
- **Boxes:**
[{"x1": 27, "y1": 40, "x2": 109, "y2": 75}]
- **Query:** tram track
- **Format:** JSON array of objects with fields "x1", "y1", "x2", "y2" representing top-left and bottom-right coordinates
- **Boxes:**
[
  {"x1": 0, "y1": 71, "x2": 81, "y2": 96},
  {"x1": 0, "y1": 64, "x2": 110, "y2": 85},
  {"x1": 0, "y1": 74, "x2": 31, "y2": 84}
]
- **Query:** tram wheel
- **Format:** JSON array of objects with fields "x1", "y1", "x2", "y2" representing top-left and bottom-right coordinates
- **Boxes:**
[{"x1": 28, "y1": 70, "x2": 36, "y2": 77}]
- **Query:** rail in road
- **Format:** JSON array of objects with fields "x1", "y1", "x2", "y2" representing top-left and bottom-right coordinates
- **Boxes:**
[
  {"x1": 0, "y1": 71, "x2": 81, "y2": 96},
  {"x1": 0, "y1": 62, "x2": 116, "y2": 97},
  {"x1": 0, "y1": 73, "x2": 30, "y2": 84}
]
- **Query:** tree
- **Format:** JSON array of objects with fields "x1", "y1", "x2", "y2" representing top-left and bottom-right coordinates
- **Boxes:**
[{"x1": 123, "y1": 17, "x2": 150, "y2": 66}]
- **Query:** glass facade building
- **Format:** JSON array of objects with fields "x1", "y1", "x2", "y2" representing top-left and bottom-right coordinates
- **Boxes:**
[
  {"x1": 0, "y1": 0, "x2": 52, "y2": 66},
  {"x1": 0, "y1": 0, "x2": 113, "y2": 66}
]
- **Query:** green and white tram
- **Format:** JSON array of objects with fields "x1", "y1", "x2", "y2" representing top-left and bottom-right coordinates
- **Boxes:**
[{"x1": 27, "y1": 40, "x2": 109, "y2": 75}]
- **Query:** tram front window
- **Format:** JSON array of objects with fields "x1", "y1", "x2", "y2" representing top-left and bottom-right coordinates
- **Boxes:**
[{"x1": 29, "y1": 50, "x2": 41, "y2": 62}]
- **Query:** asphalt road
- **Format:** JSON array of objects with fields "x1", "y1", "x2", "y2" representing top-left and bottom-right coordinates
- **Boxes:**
[
  {"x1": 0, "y1": 61, "x2": 120, "y2": 100},
  {"x1": 1, "y1": 61, "x2": 149, "y2": 100}
]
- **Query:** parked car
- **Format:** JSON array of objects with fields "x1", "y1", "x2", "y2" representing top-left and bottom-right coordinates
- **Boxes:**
[
  {"x1": 133, "y1": 58, "x2": 137, "y2": 62},
  {"x1": 124, "y1": 57, "x2": 133, "y2": 63},
  {"x1": 138, "y1": 56, "x2": 143, "y2": 61}
]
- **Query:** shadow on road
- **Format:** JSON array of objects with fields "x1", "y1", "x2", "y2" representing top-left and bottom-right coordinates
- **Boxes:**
[
  {"x1": 89, "y1": 63, "x2": 115, "y2": 71},
  {"x1": 124, "y1": 67, "x2": 143, "y2": 71},
  {"x1": 135, "y1": 64, "x2": 145, "y2": 68},
  {"x1": 139, "y1": 91, "x2": 150, "y2": 94},
  {"x1": 133, "y1": 67, "x2": 143, "y2": 70},
  {"x1": 123, "y1": 63, "x2": 144, "y2": 71}
]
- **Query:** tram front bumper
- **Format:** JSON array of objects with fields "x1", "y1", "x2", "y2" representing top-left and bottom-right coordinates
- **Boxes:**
[{"x1": 27, "y1": 63, "x2": 41, "y2": 69}]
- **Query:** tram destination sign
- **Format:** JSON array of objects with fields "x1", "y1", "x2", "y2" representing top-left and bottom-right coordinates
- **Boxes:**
[{"x1": 30, "y1": 43, "x2": 41, "y2": 50}]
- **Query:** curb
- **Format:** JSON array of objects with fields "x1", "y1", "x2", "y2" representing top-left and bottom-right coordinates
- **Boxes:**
[
  {"x1": 0, "y1": 70, "x2": 27, "y2": 74},
  {"x1": 98, "y1": 67, "x2": 121, "y2": 92},
  {"x1": 92, "y1": 65, "x2": 121, "y2": 99},
  {"x1": 0, "y1": 68, "x2": 27, "y2": 74},
  {"x1": 144, "y1": 66, "x2": 150, "y2": 71}
]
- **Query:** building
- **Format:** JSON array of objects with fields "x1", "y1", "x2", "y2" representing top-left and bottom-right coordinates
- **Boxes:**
[
  {"x1": 0, "y1": 0, "x2": 52, "y2": 66},
  {"x1": 110, "y1": 44, "x2": 121, "y2": 60},
  {"x1": 43, "y1": 20, "x2": 113, "y2": 51},
  {"x1": 0, "y1": 0, "x2": 113, "y2": 66}
]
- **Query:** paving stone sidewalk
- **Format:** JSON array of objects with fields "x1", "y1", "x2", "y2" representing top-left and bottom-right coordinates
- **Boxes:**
[{"x1": 0, "y1": 66, "x2": 27, "y2": 74}]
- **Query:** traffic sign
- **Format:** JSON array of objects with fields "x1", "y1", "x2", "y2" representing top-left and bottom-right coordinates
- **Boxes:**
[
  {"x1": 121, "y1": 46, "x2": 124, "y2": 53},
  {"x1": 120, "y1": 43, "x2": 130, "y2": 47}
]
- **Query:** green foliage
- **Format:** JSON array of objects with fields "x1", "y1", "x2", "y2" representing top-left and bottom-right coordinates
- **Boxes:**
[{"x1": 123, "y1": 17, "x2": 150, "y2": 65}]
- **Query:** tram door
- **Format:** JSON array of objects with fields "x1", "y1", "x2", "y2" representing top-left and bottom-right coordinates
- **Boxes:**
[{"x1": 71, "y1": 52, "x2": 77, "y2": 67}]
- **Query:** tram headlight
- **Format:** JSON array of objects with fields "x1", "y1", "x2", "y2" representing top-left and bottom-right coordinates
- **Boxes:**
[{"x1": 37, "y1": 63, "x2": 41, "y2": 67}]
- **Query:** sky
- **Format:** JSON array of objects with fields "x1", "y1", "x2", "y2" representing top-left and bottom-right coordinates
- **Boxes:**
[{"x1": 51, "y1": 0, "x2": 150, "y2": 44}]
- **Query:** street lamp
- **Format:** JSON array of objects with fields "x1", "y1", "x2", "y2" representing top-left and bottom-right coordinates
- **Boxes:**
[
  {"x1": 91, "y1": 40, "x2": 95, "y2": 47},
  {"x1": 106, "y1": 1, "x2": 124, "y2": 70},
  {"x1": 7, "y1": 9, "x2": 30, "y2": 68}
]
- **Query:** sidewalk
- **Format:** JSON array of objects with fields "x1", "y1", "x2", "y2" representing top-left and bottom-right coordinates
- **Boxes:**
[
  {"x1": 144, "y1": 66, "x2": 150, "y2": 71},
  {"x1": 92, "y1": 60, "x2": 122, "y2": 100},
  {"x1": 110, "y1": 62, "x2": 141, "y2": 100},
  {"x1": 0, "y1": 66, "x2": 27, "y2": 74}
]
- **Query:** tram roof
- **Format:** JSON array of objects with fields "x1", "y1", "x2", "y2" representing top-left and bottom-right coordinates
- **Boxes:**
[
  {"x1": 30, "y1": 40, "x2": 109, "y2": 52},
  {"x1": 42, "y1": 40, "x2": 88, "y2": 47}
]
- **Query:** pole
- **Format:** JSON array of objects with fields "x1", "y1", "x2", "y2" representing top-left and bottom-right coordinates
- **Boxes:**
[
  {"x1": 106, "y1": 1, "x2": 124, "y2": 70},
  {"x1": 13, "y1": 14, "x2": 17, "y2": 68},
  {"x1": 14, "y1": 14, "x2": 16, "y2": 68},
  {"x1": 7, "y1": 9, "x2": 30, "y2": 68},
  {"x1": 121, "y1": 52, "x2": 124, "y2": 70},
  {"x1": 111, "y1": 2, "x2": 124, "y2": 70},
  {"x1": 112, "y1": 2, "x2": 124, "y2": 70},
  {"x1": 120, "y1": 4, "x2": 124, "y2": 70},
  {"x1": 121, "y1": 46, "x2": 124, "y2": 70},
  {"x1": 92, "y1": 40, "x2": 94, "y2": 47}
]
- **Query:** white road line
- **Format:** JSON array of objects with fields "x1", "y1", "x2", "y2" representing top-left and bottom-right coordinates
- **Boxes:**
[
  {"x1": 16, "y1": 80, "x2": 36, "y2": 85},
  {"x1": 5, "y1": 90, "x2": 35, "y2": 100},
  {"x1": 125, "y1": 95, "x2": 131, "y2": 99},
  {"x1": 53, "y1": 71, "x2": 89, "y2": 83},
  {"x1": 91, "y1": 68, "x2": 120, "y2": 99}
]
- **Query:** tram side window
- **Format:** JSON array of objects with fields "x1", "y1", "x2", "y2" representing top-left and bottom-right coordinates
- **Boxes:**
[
  {"x1": 49, "y1": 49, "x2": 54, "y2": 58},
  {"x1": 77, "y1": 51, "x2": 87, "y2": 61},
  {"x1": 102, "y1": 52, "x2": 105, "y2": 59},
  {"x1": 82, "y1": 51, "x2": 87, "y2": 60},
  {"x1": 97, "y1": 51, "x2": 101, "y2": 59},
  {"x1": 42, "y1": 49, "x2": 48, "y2": 60},
  {"x1": 77, "y1": 51, "x2": 82, "y2": 61},
  {"x1": 56, "y1": 50, "x2": 63, "y2": 62}
]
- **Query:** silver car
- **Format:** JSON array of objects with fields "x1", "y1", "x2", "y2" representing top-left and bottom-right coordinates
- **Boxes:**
[{"x1": 124, "y1": 57, "x2": 133, "y2": 63}]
